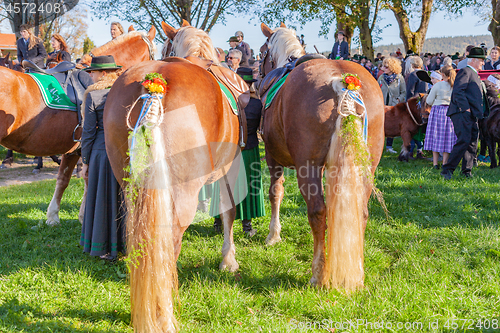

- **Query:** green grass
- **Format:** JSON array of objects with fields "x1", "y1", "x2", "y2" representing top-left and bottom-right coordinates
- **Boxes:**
[{"x1": 1, "y1": 139, "x2": 500, "y2": 332}]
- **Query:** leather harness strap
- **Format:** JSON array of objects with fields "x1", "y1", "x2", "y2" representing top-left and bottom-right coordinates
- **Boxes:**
[{"x1": 406, "y1": 101, "x2": 424, "y2": 126}]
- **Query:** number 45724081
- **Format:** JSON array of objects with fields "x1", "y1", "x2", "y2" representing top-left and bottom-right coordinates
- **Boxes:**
[{"x1": 5, "y1": 2, "x2": 61, "y2": 14}]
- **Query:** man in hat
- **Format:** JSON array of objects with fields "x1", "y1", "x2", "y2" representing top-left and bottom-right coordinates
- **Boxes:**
[
  {"x1": 234, "y1": 31, "x2": 251, "y2": 67},
  {"x1": 457, "y1": 45, "x2": 475, "y2": 69},
  {"x1": 329, "y1": 31, "x2": 349, "y2": 60},
  {"x1": 441, "y1": 47, "x2": 490, "y2": 180}
]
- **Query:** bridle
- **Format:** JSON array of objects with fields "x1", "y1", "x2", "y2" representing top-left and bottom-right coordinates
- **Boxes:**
[
  {"x1": 405, "y1": 96, "x2": 427, "y2": 126},
  {"x1": 259, "y1": 41, "x2": 274, "y2": 78}
]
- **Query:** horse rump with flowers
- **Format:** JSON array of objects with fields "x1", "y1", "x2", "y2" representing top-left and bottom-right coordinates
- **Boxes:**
[
  {"x1": 103, "y1": 20, "x2": 248, "y2": 332},
  {"x1": 259, "y1": 23, "x2": 385, "y2": 290}
]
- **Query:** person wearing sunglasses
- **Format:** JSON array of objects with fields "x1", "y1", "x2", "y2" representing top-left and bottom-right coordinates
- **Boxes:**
[{"x1": 227, "y1": 49, "x2": 242, "y2": 72}]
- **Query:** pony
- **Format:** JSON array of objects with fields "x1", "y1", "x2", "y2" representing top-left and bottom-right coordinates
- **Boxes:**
[
  {"x1": 384, "y1": 94, "x2": 431, "y2": 162},
  {"x1": 259, "y1": 23, "x2": 385, "y2": 290},
  {"x1": 0, "y1": 27, "x2": 156, "y2": 226},
  {"x1": 103, "y1": 21, "x2": 245, "y2": 332}
]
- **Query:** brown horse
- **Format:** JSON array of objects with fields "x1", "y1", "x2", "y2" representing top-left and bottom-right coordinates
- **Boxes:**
[
  {"x1": 259, "y1": 23, "x2": 385, "y2": 290},
  {"x1": 0, "y1": 27, "x2": 156, "y2": 226},
  {"x1": 103, "y1": 21, "x2": 245, "y2": 332},
  {"x1": 384, "y1": 94, "x2": 431, "y2": 162}
]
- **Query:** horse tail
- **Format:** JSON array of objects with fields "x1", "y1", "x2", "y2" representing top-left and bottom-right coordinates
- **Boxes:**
[
  {"x1": 126, "y1": 115, "x2": 178, "y2": 332},
  {"x1": 323, "y1": 84, "x2": 372, "y2": 291}
]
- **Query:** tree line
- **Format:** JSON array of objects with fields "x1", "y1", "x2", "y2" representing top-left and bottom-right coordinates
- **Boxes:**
[{"x1": 373, "y1": 35, "x2": 495, "y2": 57}]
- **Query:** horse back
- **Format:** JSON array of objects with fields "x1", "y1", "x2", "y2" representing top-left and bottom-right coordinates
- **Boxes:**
[
  {"x1": 265, "y1": 59, "x2": 385, "y2": 168},
  {"x1": 103, "y1": 60, "x2": 239, "y2": 186}
]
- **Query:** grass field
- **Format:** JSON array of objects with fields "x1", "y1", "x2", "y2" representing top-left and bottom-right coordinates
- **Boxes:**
[{"x1": 0, "y1": 140, "x2": 499, "y2": 332}]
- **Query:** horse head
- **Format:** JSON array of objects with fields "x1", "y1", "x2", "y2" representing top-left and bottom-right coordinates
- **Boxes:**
[
  {"x1": 160, "y1": 20, "x2": 219, "y2": 63},
  {"x1": 79, "y1": 26, "x2": 157, "y2": 69},
  {"x1": 410, "y1": 93, "x2": 431, "y2": 125},
  {"x1": 259, "y1": 22, "x2": 305, "y2": 77}
]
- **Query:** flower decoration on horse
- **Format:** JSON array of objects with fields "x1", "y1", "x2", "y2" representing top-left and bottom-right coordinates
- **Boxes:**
[
  {"x1": 341, "y1": 73, "x2": 361, "y2": 90},
  {"x1": 141, "y1": 72, "x2": 168, "y2": 95}
]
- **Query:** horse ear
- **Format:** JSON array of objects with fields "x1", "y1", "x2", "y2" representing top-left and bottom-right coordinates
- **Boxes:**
[
  {"x1": 148, "y1": 26, "x2": 156, "y2": 41},
  {"x1": 128, "y1": 25, "x2": 135, "y2": 32},
  {"x1": 261, "y1": 23, "x2": 273, "y2": 38},
  {"x1": 181, "y1": 19, "x2": 190, "y2": 27},
  {"x1": 280, "y1": 22, "x2": 286, "y2": 28},
  {"x1": 161, "y1": 21, "x2": 178, "y2": 40}
]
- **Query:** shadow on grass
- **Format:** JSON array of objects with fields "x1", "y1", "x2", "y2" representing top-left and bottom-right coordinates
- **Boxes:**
[{"x1": 0, "y1": 297, "x2": 128, "y2": 332}]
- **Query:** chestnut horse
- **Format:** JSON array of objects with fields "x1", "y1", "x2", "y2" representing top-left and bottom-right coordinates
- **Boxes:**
[
  {"x1": 259, "y1": 23, "x2": 385, "y2": 290},
  {"x1": 0, "y1": 27, "x2": 156, "y2": 226},
  {"x1": 384, "y1": 94, "x2": 431, "y2": 162},
  {"x1": 103, "y1": 21, "x2": 244, "y2": 332}
]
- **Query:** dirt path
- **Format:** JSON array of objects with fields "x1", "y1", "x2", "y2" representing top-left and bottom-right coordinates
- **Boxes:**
[{"x1": 0, "y1": 157, "x2": 62, "y2": 187}]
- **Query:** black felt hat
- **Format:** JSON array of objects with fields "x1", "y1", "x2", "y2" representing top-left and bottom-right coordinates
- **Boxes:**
[
  {"x1": 236, "y1": 67, "x2": 257, "y2": 83},
  {"x1": 84, "y1": 55, "x2": 122, "y2": 71},
  {"x1": 416, "y1": 70, "x2": 432, "y2": 84},
  {"x1": 467, "y1": 47, "x2": 486, "y2": 59}
]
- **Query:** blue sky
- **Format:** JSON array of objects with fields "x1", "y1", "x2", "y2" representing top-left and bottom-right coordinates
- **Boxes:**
[
  {"x1": 85, "y1": 8, "x2": 490, "y2": 55},
  {"x1": 1, "y1": 5, "x2": 490, "y2": 55}
]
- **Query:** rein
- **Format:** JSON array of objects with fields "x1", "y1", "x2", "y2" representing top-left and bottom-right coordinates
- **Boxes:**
[{"x1": 405, "y1": 101, "x2": 424, "y2": 126}]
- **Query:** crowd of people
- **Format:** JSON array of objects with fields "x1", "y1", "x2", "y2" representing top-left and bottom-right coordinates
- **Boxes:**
[{"x1": 2, "y1": 23, "x2": 496, "y2": 262}]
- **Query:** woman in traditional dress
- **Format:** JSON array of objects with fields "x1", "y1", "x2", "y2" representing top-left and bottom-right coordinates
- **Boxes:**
[
  {"x1": 424, "y1": 66, "x2": 457, "y2": 169},
  {"x1": 80, "y1": 55, "x2": 125, "y2": 261},
  {"x1": 211, "y1": 67, "x2": 266, "y2": 237},
  {"x1": 378, "y1": 56, "x2": 406, "y2": 154},
  {"x1": 46, "y1": 33, "x2": 71, "y2": 67}
]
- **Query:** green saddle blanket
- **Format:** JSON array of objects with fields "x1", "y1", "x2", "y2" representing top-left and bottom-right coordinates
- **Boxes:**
[
  {"x1": 217, "y1": 81, "x2": 238, "y2": 115},
  {"x1": 265, "y1": 73, "x2": 289, "y2": 109},
  {"x1": 28, "y1": 73, "x2": 77, "y2": 111}
]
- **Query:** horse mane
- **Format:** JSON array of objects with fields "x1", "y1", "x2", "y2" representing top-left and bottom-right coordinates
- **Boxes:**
[
  {"x1": 167, "y1": 26, "x2": 219, "y2": 64},
  {"x1": 268, "y1": 27, "x2": 306, "y2": 68},
  {"x1": 89, "y1": 31, "x2": 157, "y2": 58}
]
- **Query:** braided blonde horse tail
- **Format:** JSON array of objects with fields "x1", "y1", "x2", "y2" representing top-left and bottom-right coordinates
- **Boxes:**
[{"x1": 322, "y1": 79, "x2": 371, "y2": 291}]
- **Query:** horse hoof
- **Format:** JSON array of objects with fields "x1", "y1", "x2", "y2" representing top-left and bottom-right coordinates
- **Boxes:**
[
  {"x1": 219, "y1": 260, "x2": 239, "y2": 272},
  {"x1": 265, "y1": 235, "x2": 282, "y2": 246},
  {"x1": 45, "y1": 217, "x2": 60, "y2": 226},
  {"x1": 0, "y1": 164, "x2": 9, "y2": 169},
  {"x1": 32, "y1": 168, "x2": 40, "y2": 174}
]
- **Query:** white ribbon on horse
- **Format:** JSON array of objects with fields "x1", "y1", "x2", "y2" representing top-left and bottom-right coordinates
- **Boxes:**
[
  {"x1": 127, "y1": 93, "x2": 165, "y2": 178},
  {"x1": 339, "y1": 88, "x2": 368, "y2": 143}
]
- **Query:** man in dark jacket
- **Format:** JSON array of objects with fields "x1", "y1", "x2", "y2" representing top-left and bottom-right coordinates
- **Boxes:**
[
  {"x1": 235, "y1": 31, "x2": 251, "y2": 67},
  {"x1": 441, "y1": 47, "x2": 490, "y2": 179},
  {"x1": 329, "y1": 31, "x2": 349, "y2": 60}
]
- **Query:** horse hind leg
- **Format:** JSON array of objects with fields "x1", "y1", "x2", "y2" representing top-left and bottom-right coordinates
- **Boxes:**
[
  {"x1": 46, "y1": 153, "x2": 80, "y2": 225},
  {"x1": 296, "y1": 169, "x2": 327, "y2": 286},
  {"x1": 265, "y1": 156, "x2": 285, "y2": 246},
  {"x1": 218, "y1": 173, "x2": 239, "y2": 272}
]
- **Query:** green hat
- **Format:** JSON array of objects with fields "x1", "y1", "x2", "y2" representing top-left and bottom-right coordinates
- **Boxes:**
[
  {"x1": 83, "y1": 55, "x2": 122, "y2": 71},
  {"x1": 227, "y1": 36, "x2": 238, "y2": 43},
  {"x1": 236, "y1": 67, "x2": 256, "y2": 83},
  {"x1": 451, "y1": 54, "x2": 459, "y2": 60},
  {"x1": 467, "y1": 47, "x2": 486, "y2": 59}
]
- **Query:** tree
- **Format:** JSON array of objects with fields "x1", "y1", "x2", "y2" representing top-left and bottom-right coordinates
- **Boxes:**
[
  {"x1": 488, "y1": 0, "x2": 500, "y2": 45},
  {"x1": 82, "y1": 37, "x2": 95, "y2": 56},
  {"x1": 1, "y1": 0, "x2": 79, "y2": 37},
  {"x1": 89, "y1": 0, "x2": 250, "y2": 41},
  {"x1": 384, "y1": 0, "x2": 433, "y2": 54},
  {"x1": 257, "y1": 0, "x2": 383, "y2": 59},
  {"x1": 38, "y1": 5, "x2": 89, "y2": 58}
]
